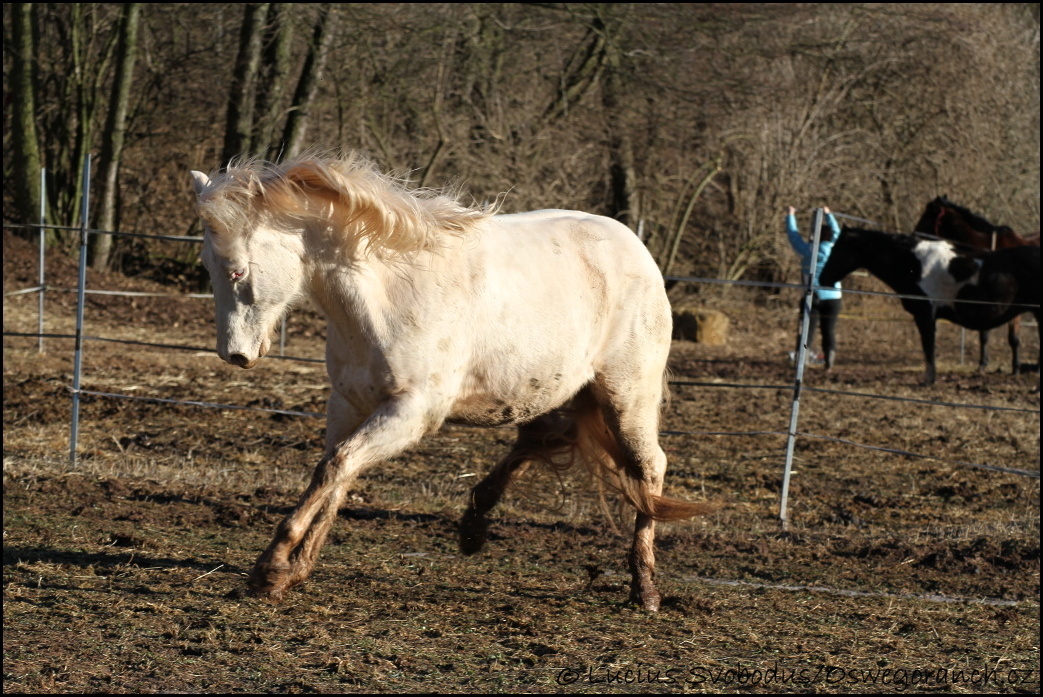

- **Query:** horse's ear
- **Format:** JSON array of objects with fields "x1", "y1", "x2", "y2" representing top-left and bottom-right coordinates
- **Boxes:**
[{"x1": 191, "y1": 170, "x2": 211, "y2": 196}]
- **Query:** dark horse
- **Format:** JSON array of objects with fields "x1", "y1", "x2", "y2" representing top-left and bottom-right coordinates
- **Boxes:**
[
  {"x1": 914, "y1": 196, "x2": 1040, "y2": 374},
  {"x1": 820, "y1": 226, "x2": 1040, "y2": 386}
]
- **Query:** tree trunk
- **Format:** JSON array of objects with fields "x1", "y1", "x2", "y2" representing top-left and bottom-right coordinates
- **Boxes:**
[
  {"x1": 540, "y1": 15, "x2": 608, "y2": 127},
  {"x1": 255, "y1": 3, "x2": 294, "y2": 161},
  {"x1": 10, "y1": 3, "x2": 44, "y2": 232},
  {"x1": 91, "y1": 3, "x2": 141, "y2": 272},
  {"x1": 282, "y1": 4, "x2": 339, "y2": 158},
  {"x1": 600, "y1": 37, "x2": 637, "y2": 226},
  {"x1": 222, "y1": 3, "x2": 269, "y2": 165},
  {"x1": 662, "y1": 158, "x2": 722, "y2": 276}
]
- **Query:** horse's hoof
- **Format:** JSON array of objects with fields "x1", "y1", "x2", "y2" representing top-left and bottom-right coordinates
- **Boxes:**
[
  {"x1": 247, "y1": 562, "x2": 292, "y2": 602},
  {"x1": 246, "y1": 576, "x2": 289, "y2": 602},
  {"x1": 459, "y1": 530, "x2": 487, "y2": 556},
  {"x1": 458, "y1": 512, "x2": 488, "y2": 556},
  {"x1": 629, "y1": 588, "x2": 661, "y2": 612},
  {"x1": 246, "y1": 584, "x2": 286, "y2": 603}
]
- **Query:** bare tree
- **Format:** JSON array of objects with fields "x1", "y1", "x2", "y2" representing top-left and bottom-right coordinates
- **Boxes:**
[
  {"x1": 255, "y1": 4, "x2": 295, "y2": 161},
  {"x1": 3, "y1": 4, "x2": 1038, "y2": 287},
  {"x1": 91, "y1": 3, "x2": 141, "y2": 271},
  {"x1": 281, "y1": 4, "x2": 339, "y2": 159},
  {"x1": 222, "y1": 3, "x2": 269, "y2": 165},
  {"x1": 7, "y1": 3, "x2": 43, "y2": 230},
  {"x1": 4, "y1": 5, "x2": 127, "y2": 245}
]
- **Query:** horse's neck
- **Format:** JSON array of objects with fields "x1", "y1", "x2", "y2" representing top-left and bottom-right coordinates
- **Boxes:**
[
  {"x1": 999, "y1": 230, "x2": 1037, "y2": 248},
  {"x1": 304, "y1": 256, "x2": 383, "y2": 336},
  {"x1": 851, "y1": 232, "x2": 923, "y2": 294},
  {"x1": 947, "y1": 220, "x2": 1034, "y2": 251},
  {"x1": 939, "y1": 214, "x2": 987, "y2": 248},
  {"x1": 306, "y1": 251, "x2": 445, "y2": 348}
]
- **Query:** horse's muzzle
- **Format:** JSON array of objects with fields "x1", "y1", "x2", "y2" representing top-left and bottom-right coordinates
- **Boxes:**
[{"x1": 229, "y1": 353, "x2": 257, "y2": 369}]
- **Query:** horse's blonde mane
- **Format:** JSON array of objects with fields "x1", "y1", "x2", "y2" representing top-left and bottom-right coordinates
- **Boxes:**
[{"x1": 196, "y1": 151, "x2": 496, "y2": 259}]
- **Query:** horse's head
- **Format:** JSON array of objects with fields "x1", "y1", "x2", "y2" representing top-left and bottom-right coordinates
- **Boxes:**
[
  {"x1": 818, "y1": 228, "x2": 862, "y2": 287},
  {"x1": 919, "y1": 197, "x2": 1011, "y2": 249},
  {"x1": 191, "y1": 169, "x2": 306, "y2": 369},
  {"x1": 914, "y1": 196, "x2": 957, "y2": 238}
]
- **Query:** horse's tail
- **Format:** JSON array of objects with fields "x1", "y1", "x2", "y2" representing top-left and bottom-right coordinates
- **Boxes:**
[
  {"x1": 516, "y1": 387, "x2": 717, "y2": 522},
  {"x1": 569, "y1": 403, "x2": 719, "y2": 522}
]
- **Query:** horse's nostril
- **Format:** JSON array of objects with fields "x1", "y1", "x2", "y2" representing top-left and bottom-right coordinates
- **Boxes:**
[{"x1": 229, "y1": 353, "x2": 251, "y2": 368}]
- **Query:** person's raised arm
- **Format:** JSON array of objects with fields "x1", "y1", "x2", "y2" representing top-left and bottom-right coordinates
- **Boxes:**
[
  {"x1": 785, "y1": 206, "x2": 807, "y2": 254},
  {"x1": 822, "y1": 205, "x2": 841, "y2": 239}
]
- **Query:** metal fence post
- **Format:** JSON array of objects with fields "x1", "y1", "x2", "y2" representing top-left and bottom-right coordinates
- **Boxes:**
[
  {"x1": 779, "y1": 207, "x2": 825, "y2": 530},
  {"x1": 38, "y1": 168, "x2": 47, "y2": 353},
  {"x1": 69, "y1": 155, "x2": 91, "y2": 468}
]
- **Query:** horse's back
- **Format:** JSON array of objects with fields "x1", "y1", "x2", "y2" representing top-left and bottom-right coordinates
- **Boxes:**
[
  {"x1": 959, "y1": 245, "x2": 1040, "y2": 324},
  {"x1": 985, "y1": 244, "x2": 1039, "y2": 274},
  {"x1": 990, "y1": 245, "x2": 1040, "y2": 305},
  {"x1": 485, "y1": 209, "x2": 667, "y2": 307},
  {"x1": 437, "y1": 209, "x2": 670, "y2": 426},
  {"x1": 486, "y1": 209, "x2": 668, "y2": 333},
  {"x1": 492, "y1": 209, "x2": 653, "y2": 255}
]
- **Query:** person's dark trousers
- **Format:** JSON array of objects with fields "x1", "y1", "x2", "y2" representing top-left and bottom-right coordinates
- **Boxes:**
[{"x1": 796, "y1": 297, "x2": 841, "y2": 368}]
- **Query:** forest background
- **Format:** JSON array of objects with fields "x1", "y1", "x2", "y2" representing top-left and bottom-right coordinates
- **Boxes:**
[{"x1": 3, "y1": 3, "x2": 1040, "y2": 291}]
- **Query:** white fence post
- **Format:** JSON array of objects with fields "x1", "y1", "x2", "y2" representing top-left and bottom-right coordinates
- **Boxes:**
[
  {"x1": 69, "y1": 155, "x2": 91, "y2": 468},
  {"x1": 37, "y1": 168, "x2": 47, "y2": 353},
  {"x1": 779, "y1": 207, "x2": 825, "y2": 530}
]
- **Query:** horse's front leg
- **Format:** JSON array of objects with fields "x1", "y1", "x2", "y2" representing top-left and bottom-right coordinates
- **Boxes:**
[
  {"x1": 1032, "y1": 312, "x2": 1041, "y2": 391},
  {"x1": 977, "y1": 329, "x2": 990, "y2": 374},
  {"x1": 247, "y1": 451, "x2": 350, "y2": 600},
  {"x1": 913, "y1": 311, "x2": 938, "y2": 386},
  {"x1": 248, "y1": 394, "x2": 430, "y2": 601}
]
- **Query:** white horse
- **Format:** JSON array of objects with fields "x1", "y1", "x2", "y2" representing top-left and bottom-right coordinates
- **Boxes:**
[{"x1": 190, "y1": 152, "x2": 713, "y2": 611}]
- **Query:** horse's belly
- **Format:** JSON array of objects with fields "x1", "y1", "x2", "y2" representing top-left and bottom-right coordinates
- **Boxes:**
[{"x1": 446, "y1": 374, "x2": 581, "y2": 427}]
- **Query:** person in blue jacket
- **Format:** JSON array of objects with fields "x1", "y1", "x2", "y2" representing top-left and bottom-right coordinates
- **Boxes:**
[{"x1": 786, "y1": 205, "x2": 842, "y2": 370}]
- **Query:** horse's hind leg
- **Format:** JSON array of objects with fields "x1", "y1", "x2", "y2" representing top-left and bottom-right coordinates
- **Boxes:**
[
  {"x1": 581, "y1": 359, "x2": 716, "y2": 612},
  {"x1": 583, "y1": 382, "x2": 672, "y2": 612},
  {"x1": 458, "y1": 444, "x2": 532, "y2": 556},
  {"x1": 459, "y1": 412, "x2": 572, "y2": 555},
  {"x1": 1007, "y1": 319, "x2": 1021, "y2": 375}
]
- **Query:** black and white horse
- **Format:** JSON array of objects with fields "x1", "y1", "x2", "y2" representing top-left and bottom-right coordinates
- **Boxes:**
[
  {"x1": 819, "y1": 227, "x2": 1040, "y2": 386},
  {"x1": 913, "y1": 197, "x2": 1040, "y2": 374}
]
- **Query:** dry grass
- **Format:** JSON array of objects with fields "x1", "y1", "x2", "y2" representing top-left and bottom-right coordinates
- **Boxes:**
[{"x1": 4, "y1": 239, "x2": 1040, "y2": 694}]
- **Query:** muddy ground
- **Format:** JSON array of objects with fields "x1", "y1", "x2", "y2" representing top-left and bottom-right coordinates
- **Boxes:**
[{"x1": 3, "y1": 231, "x2": 1040, "y2": 693}]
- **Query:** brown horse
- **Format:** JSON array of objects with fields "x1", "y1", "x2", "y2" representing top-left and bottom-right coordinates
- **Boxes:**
[{"x1": 914, "y1": 197, "x2": 1040, "y2": 375}]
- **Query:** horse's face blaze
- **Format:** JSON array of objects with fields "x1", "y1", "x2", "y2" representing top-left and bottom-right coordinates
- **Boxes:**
[{"x1": 200, "y1": 219, "x2": 303, "y2": 368}]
